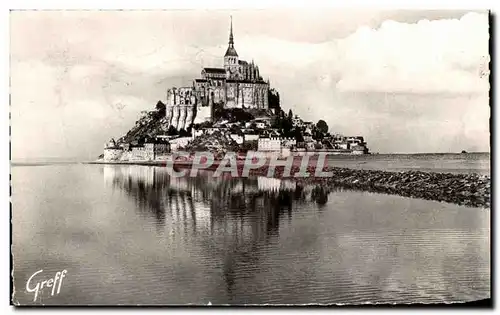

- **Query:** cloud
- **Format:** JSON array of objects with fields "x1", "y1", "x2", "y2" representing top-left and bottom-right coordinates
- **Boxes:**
[
  {"x1": 10, "y1": 58, "x2": 187, "y2": 159},
  {"x1": 336, "y1": 12, "x2": 489, "y2": 94}
]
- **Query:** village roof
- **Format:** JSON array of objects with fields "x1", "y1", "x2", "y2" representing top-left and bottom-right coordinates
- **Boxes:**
[
  {"x1": 254, "y1": 116, "x2": 272, "y2": 121},
  {"x1": 226, "y1": 79, "x2": 267, "y2": 84},
  {"x1": 129, "y1": 144, "x2": 144, "y2": 148},
  {"x1": 105, "y1": 146, "x2": 123, "y2": 150},
  {"x1": 203, "y1": 67, "x2": 226, "y2": 74},
  {"x1": 145, "y1": 139, "x2": 170, "y2": 144}
]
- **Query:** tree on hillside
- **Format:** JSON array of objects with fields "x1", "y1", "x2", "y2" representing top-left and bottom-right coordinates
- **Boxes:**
[
  {"x1": 268, "y1": 88, "x2": 281, "y2": 111},
  {"x1": 288, "y1": 109, "x2": 293, "y2": 120},
  {"x1": 293, "y1": 128, "x2": 304, "y2": 142},
  {"x1": 240, "y1": 140, "x2": 258, "y2": 152},
  {"x1": 213, "y1": 107, "x2": 255, "y2": 123},
  {"x1": 277, "y1": 109, "x2": 284, "y2": 119},
  {"x1": 212, "y1": 103, "x2": 226, "y2": 121},
  {"x1": 230, "y1": 108, "x2": 254, "y2": 122},
  {"x1": 156, "y1": 100, "x2": 166, "y2": 116},
  {"x1": 316, "y1": 120, "x2": 329, "y2": 134},
  {"x1": 230, "y1": 124, "x2": 241, "y2": 134},
  {"x1": 167, "y1": 125, "x2": 178, "y2": 136},
  {"x1": 137, "y1": 137, "x2": 146, "y2": 145},
  {"x1": 179, "y1": 128, "x2": 191, "y2": 137},
  {"x1": 313, "y1": 128, "x2": 325, "y2": 141},
  {"x1": 272, "y1": 113, "x2": 294, "y2": 138}
]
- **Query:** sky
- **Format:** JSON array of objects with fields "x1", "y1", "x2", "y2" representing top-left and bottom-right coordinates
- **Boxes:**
[{"x1": 10, "y1": 9, "x2": 490, "y2": 159}]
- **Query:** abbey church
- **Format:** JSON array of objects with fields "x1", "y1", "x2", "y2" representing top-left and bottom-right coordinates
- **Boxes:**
[{"x1": 165, "y1": 18, "x2": 270, "y2": 131}]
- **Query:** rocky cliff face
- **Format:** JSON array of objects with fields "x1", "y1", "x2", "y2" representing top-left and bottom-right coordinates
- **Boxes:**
[{"x1": 118, "y1": 101, "x2": 168, "y2": 144}]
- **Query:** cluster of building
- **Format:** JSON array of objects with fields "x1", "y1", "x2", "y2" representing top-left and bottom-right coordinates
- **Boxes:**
[
  {"x1": 103, "y1": 114, "x2": 369, "y2": 162},
  {"x1": 103, "y1": 138, "x2": 171, "y2": 162},
  {"x1": 189, "y1": 114, "x2": 368, "y2": 156}
]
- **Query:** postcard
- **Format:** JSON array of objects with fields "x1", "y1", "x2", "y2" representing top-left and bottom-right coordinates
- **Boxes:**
[{"x1": 10, "y1": 8, "x2": 491, "y2": 306}]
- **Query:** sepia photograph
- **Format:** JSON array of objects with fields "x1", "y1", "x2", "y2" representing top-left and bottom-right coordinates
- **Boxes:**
[{"x1": 9, "y1": 7, "x2": 491, "y2": 306}]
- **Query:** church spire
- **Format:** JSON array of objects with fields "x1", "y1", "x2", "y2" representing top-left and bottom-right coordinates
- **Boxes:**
[
  {"x1": 229, "y1": 16, "x2": 234, "y2": 46},
  {"x1": 224, "y1": 16, "x2": 238, "y2": 57}
]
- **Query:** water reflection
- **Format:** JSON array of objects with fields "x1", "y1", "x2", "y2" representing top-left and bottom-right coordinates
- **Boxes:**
[
  {"x1": 10, "y1": 164, "x2": 490, "y2": 305},
  {"x1": 96, "y1": 165, "x2": 491, "y2": 304},
  {"x1": 103, "y1": 165, "x2": 337, "y2": 302},
  {"x1": 103, "y1": 165, "x2": 333, "y2": 237}
]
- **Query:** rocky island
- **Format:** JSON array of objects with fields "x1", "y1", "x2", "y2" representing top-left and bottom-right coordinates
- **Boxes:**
[
  {"x1": 99, "y1": 18, "x2": 369, "y2": 163},
  {"x1": 94, "y1": 17, "x2": 490, "y2": 210}
]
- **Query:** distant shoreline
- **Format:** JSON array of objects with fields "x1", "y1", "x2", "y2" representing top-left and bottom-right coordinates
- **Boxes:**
[
  {"x1": 10, "y1": 151, "x2": 491, "y2": 166},
  {"x1": 10, "y1": 151, "x2": 491, "y2": 164}
]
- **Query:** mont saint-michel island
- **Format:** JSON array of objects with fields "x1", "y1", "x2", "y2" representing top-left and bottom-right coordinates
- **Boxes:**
[
  {"x1": 99, "y1": 18, "x2": 369, "y2": 164},
  {"x1": 95, "y1": 17, "x2": 489, "y2": 209}
]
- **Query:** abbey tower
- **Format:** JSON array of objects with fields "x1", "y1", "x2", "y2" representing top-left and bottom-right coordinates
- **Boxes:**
[{"x1": 165, "y1": 17, "x2": 270, "y2": 131}]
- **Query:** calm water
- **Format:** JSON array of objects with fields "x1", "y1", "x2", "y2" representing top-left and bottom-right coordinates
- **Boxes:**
[
  {"x1": 325, "y1": 153, "x2": 490, "y2": 175},
  {"x1": 12, "y1": 163, "x2": 490, "y2": 305}
]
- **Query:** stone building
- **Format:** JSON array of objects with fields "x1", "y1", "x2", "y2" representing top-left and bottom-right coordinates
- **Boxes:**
[
  {"x1": 257, "y1": 137, "x2": 282, "y2": 152},
  {"x1": 165, "y1": 87, "x2": 197, "y2": 131},
  {"x1": 103, "y1": 139, "x2": 124, "y2": 161},
  {"x1": 165, "y1": 17, "x2": 270, "y2": 131},
  {"x1": 104, "y1": 147, "x2": 123, "y2": 161}
]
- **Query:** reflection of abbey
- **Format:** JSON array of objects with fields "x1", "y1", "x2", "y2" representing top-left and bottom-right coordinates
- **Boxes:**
[
  {"x1": 165, "y1": 17, "x2": 269, "y2": 130},
  {"x1": 103, "y1": 165, "x2": 330, "y2": 239}
]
